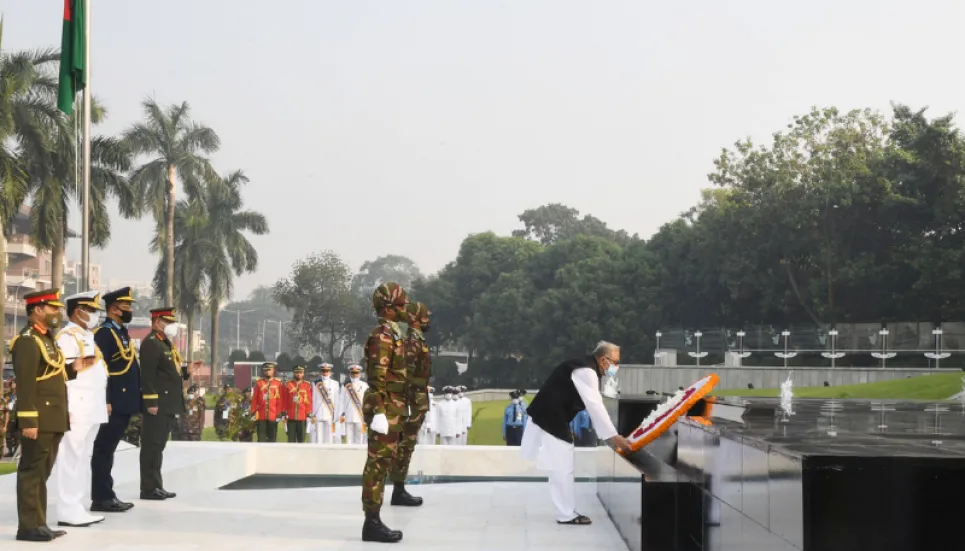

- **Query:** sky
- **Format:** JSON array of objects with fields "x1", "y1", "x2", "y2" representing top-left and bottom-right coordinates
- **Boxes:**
[{"x1": 3, "y1": 1, "x2": 964, "y2": 299}]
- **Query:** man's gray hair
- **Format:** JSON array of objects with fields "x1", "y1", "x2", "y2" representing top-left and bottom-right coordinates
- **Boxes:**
[{"x1": 591, "y1": 341, "x2": 620, "y2": 358}]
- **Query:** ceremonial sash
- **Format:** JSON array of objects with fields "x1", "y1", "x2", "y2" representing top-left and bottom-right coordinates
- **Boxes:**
[
  {"x1": 345, "y1": 382, "x2": 367, "y2": 434},
  {"x1": 317, "y1": 381, "x2": 335, "y2": 431}
]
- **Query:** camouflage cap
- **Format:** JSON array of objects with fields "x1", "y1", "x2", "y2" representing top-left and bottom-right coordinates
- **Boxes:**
[
  {"x1": 372, "y1": 282, "x2": 408, "y2": 311},
  {"x1": 405, "y1": 301, "x2": 430, "y2": 320}
]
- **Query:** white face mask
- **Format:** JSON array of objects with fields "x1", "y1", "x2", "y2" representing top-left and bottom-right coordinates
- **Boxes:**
[
  {"x1": 79, "y1": 310, "x2": 101, "y2": 330},
  {"x1": 187, "y1": 393, "x2": 196, "y2": 400},
  {"x1": 163, "y1": 322, "x2": 179, "y2": 340},
  {"x1": 322, "y1": 373, "x2": 331, "y2": 380},
  {"x1": 351, "y1": 375, "x2": 360, "y2": 381},
  {"x1": 445, "y1": 394, "x2": 452, "y2": 400},
  {"x1": 512, "y1": 399, "x2": 519, "y2": 404}
]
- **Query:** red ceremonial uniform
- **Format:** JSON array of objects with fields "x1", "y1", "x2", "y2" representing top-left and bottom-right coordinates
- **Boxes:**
[
  {"x1": 284, "y1": 380, "x2": 314, "y2": 421},
  {"x1": 251, "y1": 378, "x2": 285, "y2": 421}
]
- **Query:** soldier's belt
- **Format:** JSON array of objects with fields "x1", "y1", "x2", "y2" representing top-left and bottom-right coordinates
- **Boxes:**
[
  {"x1": 385, "y1": 382, "x2": 406, "y2": 392},
  {"x1": 408, "y1": 377, "x2": 429, "y2": 387}
]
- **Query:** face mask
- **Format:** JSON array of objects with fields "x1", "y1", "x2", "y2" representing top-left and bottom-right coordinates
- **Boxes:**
[
  {"x1": 80, "y1": 310, "x2": 101, "y2": 330},
  {"x1": 322, "y1": 373, "x2": 331, "y2": 380},
  {"x1": 119, "y1": 310, "x2": 133, "y2": 324},
  {"x1": 45, "y1": 312, "x2": 62, "y2": 328},
  {"x1": 606, "y1": 362, "x2": 620, "y2": 378},
  {"x1": 188, "y1": 393, "x2": 196, "y2": 400},
  {"x1": 512, "y1": 399, "x2": 519, "y2": 404},
  {"x1": 351, "y1": 375, "x2": 360, "y2": 381},
  {"x1": 445, "y1": 395, "x2": 452, "y2": 400},
  {"x1": 163, "y1": 322, "x2": 179, "y2": 340}
]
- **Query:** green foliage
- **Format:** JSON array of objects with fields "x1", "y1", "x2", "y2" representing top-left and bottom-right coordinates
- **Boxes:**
[
  {"x1": 248, "y1": 350, "x2": 267, "y2": 362},
  {"x1": 228, "y1": 349, "x2": 247, "y2": 362},
  {"x1": 415, "y1": 105, "x2": 965, "y2": 379}
]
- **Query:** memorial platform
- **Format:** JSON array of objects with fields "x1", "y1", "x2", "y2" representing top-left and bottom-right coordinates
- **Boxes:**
[
  {"x1": 0, "y1": 442, "x2": 626, "y2": 550},
  {"x1": 600, "y1": 395, "x2": 965, "y2": 551}
]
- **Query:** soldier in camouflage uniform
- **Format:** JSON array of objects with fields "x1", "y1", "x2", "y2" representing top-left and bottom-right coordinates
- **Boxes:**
[
  {"x1": 213, "y1": 385, "x2": 230, "y2": 440},
  {"x1": 389, "y1": 302, "x2": 432, "y2": 504},
  {"x1": 122, "y1": 414, "x2": 141, "y2": 447},
  {"x1": 360, "y1": 282, "x2": 409, "y2": 543},
  {"x1": 230, "y1": 388, "x2": 255, "y2": 442},
  {"x1": 182, "y1": 385, "x2": 206, "y2": 441}
]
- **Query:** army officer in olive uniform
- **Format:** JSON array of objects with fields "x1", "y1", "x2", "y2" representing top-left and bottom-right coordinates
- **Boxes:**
[
  {"x1": 138, "y1": 307, "x2": 191, "y2": 501},
  {"x1": 12, "y1": 289, "x2": 69, "y2": 542}
]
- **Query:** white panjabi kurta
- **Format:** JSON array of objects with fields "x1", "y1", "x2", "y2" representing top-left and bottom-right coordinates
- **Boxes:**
[
  {"x1": 338, "y1": 378, "x2": 368, "y2": 445},
  {"x1": 519, "y1": 366, "x2": 618, "y2": 522}
]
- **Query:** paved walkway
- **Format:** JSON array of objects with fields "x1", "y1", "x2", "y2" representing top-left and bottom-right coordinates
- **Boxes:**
[{"x1": 0, "y1": 445, "x2": 626, "y2": 550}]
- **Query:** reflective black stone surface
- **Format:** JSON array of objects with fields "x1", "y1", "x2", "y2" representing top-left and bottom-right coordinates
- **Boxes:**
[{"x1": 599, "y1": 396, "x2": 965, "y2": 551}]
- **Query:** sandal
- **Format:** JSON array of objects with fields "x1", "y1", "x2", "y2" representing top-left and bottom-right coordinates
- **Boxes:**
[{"x1": 558, "y1": 514, "x2": 592, "y2": 525}]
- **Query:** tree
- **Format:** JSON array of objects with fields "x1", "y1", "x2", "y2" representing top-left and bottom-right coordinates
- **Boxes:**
[
  {"x1": 273, "y1": 251, "x2": 361, "y2": 369},
  {"x1": 201, "y1": 170, "x2": 268, "y2": 382},
  {"x1": 248, "y1": 350, "x2": 267, "y2": 362},
  {"x1": 512, "y1": 203, "x2": 633, "y2": 245},
  {"x1": 352, "y1": 254, "x2": 423, "y2": 296},
  {"x1": 228, "y1": 349, "x2": 248, "y2": 362},
  {"x1": 125, "y1": 99, "x2": 220, "y2": 305},
  {"x1": 275, "y1": 352, "x2": 292, "y2": 372},
  {"x1": 0, "y1": 40, "x2": 62, "y2": 358}
]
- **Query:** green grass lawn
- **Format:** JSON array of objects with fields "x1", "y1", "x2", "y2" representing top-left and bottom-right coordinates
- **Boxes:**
[
  {"x1": 0, "y1": 462, "x2": 16, "y2": 476},
  {"x1": 197, "y1": 400, "x2": 514, "y2": 446},
  {"x1": 713, "y1": 372, "x2": 965, "y2": 400}
]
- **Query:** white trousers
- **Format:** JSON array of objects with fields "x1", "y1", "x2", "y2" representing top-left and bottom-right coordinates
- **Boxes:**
[
  {"x1": 314, "y1": 421, "x2": 336, "y2": 444},
  {"x1": 55, "y1": 423, "x2": 99, "y2": 522},
  {"x1": 418, "y1": 430, "x2": 436, "y2": 445},
  {"x1": 520, "y1": 423, "x2": 578, "y2": 522},
  {"x1": 440, "y1": 436, "x2": 457, "y2": 445},
  {"x1": 344, "y1": 422, "x2": 364, "y2": 445}
]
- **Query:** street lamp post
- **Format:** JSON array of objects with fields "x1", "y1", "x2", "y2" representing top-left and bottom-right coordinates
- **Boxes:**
[
  {"x1": 265, "y1": 319, "x2": 292, "y2": 359},
  {"x1": 654, "y1": 331, "x2": 662, "y2": 366},
  {"x1": 221, "y1": 308, "x2": 259, "y2": 352}
]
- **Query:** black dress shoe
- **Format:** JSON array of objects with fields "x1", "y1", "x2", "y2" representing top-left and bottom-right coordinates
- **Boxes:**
[
  {"x1": 16, "y1": 528, "x2": 54, "y2": 542},
  {"x1": 41, "y1": 526, "x2": 67, "y2": 538},
  {"x1": 140, "y1": 489, "x2": 168, "y2": 500},
  {"x1": 159, "y1": 489, "x2": 176, "y2": 499},
  {"x1": 91, "y1": 498, "x2": 133, "y2": 513}
]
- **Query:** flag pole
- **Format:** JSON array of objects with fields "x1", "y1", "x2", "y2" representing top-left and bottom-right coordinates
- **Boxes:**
[{"x1": 80, "y1": 0, "x2": 91, "y2": 290}]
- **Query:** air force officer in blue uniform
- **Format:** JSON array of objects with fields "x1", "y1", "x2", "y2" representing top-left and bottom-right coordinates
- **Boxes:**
[{"x1": 90, "y1": 288, "x2": 139, "y2": 513}]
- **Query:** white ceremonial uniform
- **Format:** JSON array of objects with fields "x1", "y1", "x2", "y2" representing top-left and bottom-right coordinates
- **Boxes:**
[
  {"x1": 312, "y1": 377, "x2": 341, "y2": 444},
  {"x1": 437, "y1": 396, "x2": 461, "y2": 445},
  {"x1": 457, "y1": 394, "x2": 472, "y2": 445},
  {"x1": 338, "y1": 377, "x2": 368, "y2": 445},
  {"x1": 418, "y1": 396, "x2": 438, "y2": 445},
  {"x1": 54, "y1": 318, "x2": 109, "y2": 525},
  {"x1": 519, "y1": 367, "x2": 617, "y2": 523}
]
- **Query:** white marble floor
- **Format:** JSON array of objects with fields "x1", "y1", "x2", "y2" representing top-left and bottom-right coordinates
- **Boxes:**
[{"x1": 0, "y1": 445, "x2": 627, "y2": 550}]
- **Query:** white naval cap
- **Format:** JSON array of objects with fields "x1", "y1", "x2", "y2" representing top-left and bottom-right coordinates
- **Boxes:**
[{"x1": 64, "y1": 290, "x2": 105, "y2": 311}]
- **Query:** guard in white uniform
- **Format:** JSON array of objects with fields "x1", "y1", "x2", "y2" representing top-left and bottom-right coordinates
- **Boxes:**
[
  {"x1": 418, "y1": 387, "x2": 437, "y2": 445},
  {"x1": 436, "y1": 387, "x2": 461, "y2": 445},
  {"x1": 311, "y1": 364, "x2": 340, "y2": 444},
  {"x1": 338, "y1": 364, "x2": 368, "y2": 445},
  {"x1": 54, "y1": 291, "x2": 108, "y2": 527},
  {"x1": 456, "y1": 386, "x2": 472, "y2": 445},
  {"x1": 519, "y1": 341, "x2": 632, "y2": 525}
]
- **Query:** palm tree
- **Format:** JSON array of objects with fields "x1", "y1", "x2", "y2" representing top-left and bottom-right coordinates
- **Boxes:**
[
  {"x1": 25, "y1": 104, "x2": 136, "y2": 289},
  {"x1": 151, "y1": 197, "x2": 209, "y2": 360},
  {"x1": 0, "y1": 27, "x2": 61, "y2": 357},
  {"x1": 204, "y1": 170, "x2": 268, "y2": 379},
  {"x1": 124, "y1": 99, "x2": 220, "y2": 305}
]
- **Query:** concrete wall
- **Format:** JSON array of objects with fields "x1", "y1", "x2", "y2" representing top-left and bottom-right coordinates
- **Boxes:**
[{"x1": 617, "y1": 364, "x2": 951, "y2": 394}]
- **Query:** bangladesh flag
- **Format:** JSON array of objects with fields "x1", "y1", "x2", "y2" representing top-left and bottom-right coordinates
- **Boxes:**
[{"x1": 57, "y1": 0, "x2": 86, "y2": 114}]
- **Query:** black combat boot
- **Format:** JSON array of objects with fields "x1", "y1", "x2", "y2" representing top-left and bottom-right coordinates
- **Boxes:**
[
  {"x1": 390, "y1": 482, "x2": 424, "y2": 506},
  {"x1": 362, "y1": 511, "x2": 403, "y2": 543}
]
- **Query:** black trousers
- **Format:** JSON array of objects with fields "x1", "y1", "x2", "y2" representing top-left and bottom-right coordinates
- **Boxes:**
[
  {"x1": 91, "y1": 413, "x2": 131, "y2": 502},
  {"x1": 505, "y1": 425, "x2": 523, "y2": 446},
  {"x1": 18, "y1": 432, "x2": 63, "y2": 531},
  {"x1": 287, "y1": 420, "x2": 306, "y2": 443},
  {"x1": 140, "y1": 413, "x2": 174, "y2": 493},
  {"x1": 256, "y1": 420, "x2": 278, "y2": 442}
]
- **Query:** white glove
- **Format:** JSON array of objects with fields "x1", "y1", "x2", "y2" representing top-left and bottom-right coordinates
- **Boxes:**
[{"x1": 370, "y1": 413, "x2": 389, "y2": 435}]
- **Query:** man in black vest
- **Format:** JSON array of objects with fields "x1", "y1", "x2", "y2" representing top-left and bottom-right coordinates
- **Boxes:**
[{"x1": 521, "y1": 341, "x2": 632, "y2": 526}]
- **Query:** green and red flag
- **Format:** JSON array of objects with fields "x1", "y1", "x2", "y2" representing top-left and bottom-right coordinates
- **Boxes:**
[{"x1": 57, "y1": 0, "x2": 86, "y2": 114}]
